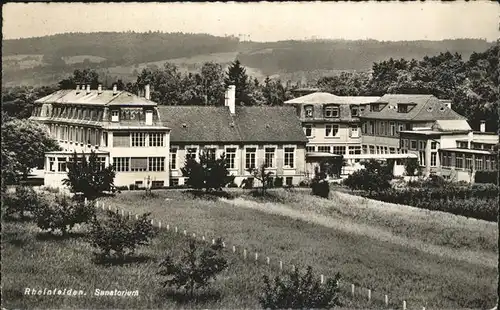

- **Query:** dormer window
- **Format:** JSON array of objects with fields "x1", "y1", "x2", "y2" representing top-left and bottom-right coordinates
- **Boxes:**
[
  {"x1": 371, "y1": 103, "x2": 380, "y2": 112},
  {"x1": 398, "y1": 104, "x2": 408, "y2": 113},
  {"x1": 351, "y1": 106, "x2": 359, "y2": 117},
  {"x1": 324, "y1": 105, "x2": 339, "y2": 118},
  {"x1": 304, "y1": 105, "x2": 313, "y2": 118},
  {"x1": 145, "y1": 110, "x2": 153, "y2": 125},
  {"x1": 111, "y1": 110, "x2": 119, "y2": 122}
]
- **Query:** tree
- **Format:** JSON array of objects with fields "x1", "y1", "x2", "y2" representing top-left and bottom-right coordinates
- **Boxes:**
[
  {"x1": 89, "y1": 211, "x2": 157, "y2": 261},
  {"x1": 225, "y1": 59, "x2": 250, "y2": 105},
  {"x1": 3, "y1": 186, "x2": 40, "y2": 220},
  {"x1": 317, "y1": 72, "x2": 370, "y2": 96},
  {"x1": 344, "y1": 159, "x2": 392, "y2": 195},
  {"x1": 181, "y1": 149, "x2": 234, "y2": 192},
  {"x1": 248, "y1": 163, "x2": 274, "y2": 196},
  {"x1": 404, "y1": 158, "x2": 419, "y2": 177},
  {"x1": 58, "y1": 69, "x2": 100, "y2": 90},
  {"x1": 63, "y1": 151, "x2": 115, "y2": 200},
  {"x1": 259, "y1": 266, "x2": 341, "y2": 309},
  {"x1": 158, "y1": 239, "x2": 228, "y2": 298},
  {"x1": 135, "y1": 63, "x2": 184, "y2": 105},
  {"x1": 318, "y1": 156, "x2": 345, "y2": 179},
  {"x1": 1, "y1": 85, "x2": 58, "y2": 119},
  {"x1": 200, "y1": 62, "x2": 225, "y2": 105},
  {"x1": 1, "y1": 118, "x2": 60, "y2": 182}
]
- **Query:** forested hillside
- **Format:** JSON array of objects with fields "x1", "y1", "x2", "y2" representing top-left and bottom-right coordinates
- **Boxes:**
[{"x1": 2, "y1": 32, "x2": 494, "y2": 87}]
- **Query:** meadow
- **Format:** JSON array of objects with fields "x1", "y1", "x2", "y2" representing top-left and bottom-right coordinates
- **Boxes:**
[{"x1": 2, "y1": 188, "x2": 497, "y2": 309}]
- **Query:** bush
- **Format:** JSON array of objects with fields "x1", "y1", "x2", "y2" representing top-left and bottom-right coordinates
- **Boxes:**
[
  {"x1": 181, "y1": 150, "x2": 234, "y2": 192},
  {"x1": 474, "y1": 170, "x2": 498, "y2": 184},
  {"x1": 4, "y1": 185, "x2": 39, "y2": 219},
  {"x1": 34, "y1": 195, "x2": 95, "y2": 235},
  {"x1": 404, "y1": 158, "x2": 419, "y2": 176},
  {"x1": 241, "y1": 177, "x2": 254, "y2": 189},
  {"x1": 158, "y1": 239, "x2": 227, "y2": 298},
  {"x1": 259, "y1": 266, "x2": 341, "y2": 309},
  {"x1": 227, "y1": 181, "x2": 238, "y2": 188},
  {"x1": 274, "y1": 176, "x2": 283, "y2": 188},
  {"x1": 311, "y1": 166, "x2": 330, "y2": 198},
  {"x1": 89, "y1": 211, "x2": 157, "y2": 261},
  {"x1": 344, "y1": 159, "x2": 392, "y2": 195}
]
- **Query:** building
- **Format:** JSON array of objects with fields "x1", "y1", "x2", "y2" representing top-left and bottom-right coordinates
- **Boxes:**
[
  {"x1": 161, "y1": 86, "x2": 308, "y2": 187},
  {"x1": 31, "y1": 85, "x2": 308, "y2": 189},
  {"x1": 360, "y1": 94, "x2": 465, "y2": 155},
  {"x1": 284, "y1": 92, "x2": 380, "y2": 176},
  {"x1": 30, "y1": 84, "x2": 171, "y2": 189}
]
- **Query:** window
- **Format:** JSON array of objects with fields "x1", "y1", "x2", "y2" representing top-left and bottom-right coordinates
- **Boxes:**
[
  {"x1": 475, "y1": 156, "x2": 484, "y2": 171},
  {"x1": 410, "y1": 140, "x2": 417, "y2": 150},
  {"x1": 80, "y1": 127, "x2": 85, "y2": 144},
  {"x1": 186, "y1": 147, "x2": 197, "y2": 160},
  {"x1": 332, "y1": 146, "x2": 345, "y2": 155},
  {"x1": 149, "y1": 132, "x2": 164, "y2": 147},
  {"x1": 455, "y1": 154, "x2": 464, "y2": 169},
  {"x1": 368, "y1": 145, "x2": 375, "y2": 154},
  {"x1": 362, "y1": 145, "x2": 368, "y2": 154},
  {"x1": 148, "y1": 157, "x2": 165, "y2": 172},
  {"x1": 152, "y1": 181, "x2": 164, "y2": 189},
  {"x1": 245, "y1": 147, "x2": 256, "y2": 169},
  {"x1": 87, "y1": 128, "x2": 91, "y2": 145},
  {"x1": 457, "y1": 141, "x2": 468, "y2": 149},
  {"x1": 111, "y1": 110, "x2": 119, "y2": 122},
  {"x1": 380, "y1": 122, "x2": 386, "y2": 136},
  {"x1": 362, "y1": 122, "x2": 367, "y2": 134},
  {"x1": 465, "y1": 155, "x2": 472, "y2": 170},
  {"x1": 325, "y1": 124, "x2": 339, "y2": 137},
  {"x1": 371, "y1": 104, "x2": 380, "y2": 112},
  {"x1": 398, "y1": 104, "x2": 408, "y2": 113},
  {"x1": 205, "y1": 148, "x2": 216, "y2": 161},
  {"x1": 350, "y1": 125, "x2": 359, "y2": 138},
  {"x1": 369, "y1": 121, "x2": 375, "y2": 135},
  {"x1": 131, "y1": 132, "x2": 146, "y2": 147},
  {"x1": 304, "y1": 124, "x2": 313, "y2": 137},
  {"x1": 225, "y1": 147, "x2": 236, "y2": 169},
  {"x1": 389, "y1": 147, "x2": 396, "y2": 154},
  {"x1": 113, "y1": 157, "x2": 129, "y2": 172},
  {"x1": 397, "y1": 123, "x2": 404, "y2": 133},
  {"x1": 390, "y1": 122, "x2": 396, "y2": 136},
  {"x1": 57, "y1": 157, "x2": 67, "y2": 172},
  {"x1": 304, "y1": 106, "x2": 313, "y2": 118},
  {"x1": 103, "y1": 132, "x2": 108, "y2": 147},
  {"x1": 284, "y1": 147, "x2": 295, "y2": 168},
  {"x1": 485, "y1": 158, "x2": 490, "y2": 171},
  {"x1": 113, "y1": 132, "x2": 130, "y2": 147},
  {"x1": 419, "y1": 141, "x2": 426, "y2": 150},
  {"x1": 285, "y1": 177, "x2": 293, "y2": 186},
  {"x1": 431, "y1": 142, "x2": 437, "y2": 150},
  {"x1": 98, "y1": 157, "x2": 106, "y2": 170},
  {"x1": 306, "y1": 146, "x2": 316, "y2": 152},
  {"x1": 170, "y1": 178, "x2": 179, "y2": 187},
  {"x1": 264, "y1": 147, "x2": 276, "y2": 168},
  {"x1": 419, "y1": 151, "x2": 426, "y2": 166},
  {"x1": 318, "y1": 146, "x2": 330, "y2": 153},
  {"x1": 131, "y1": 157, "x2": 148, "y2": 171},
  {"x1": 430, "y1": 153, "x2": 437, "y2": 167},
  {"x1": 169, "y1": 148, "x2": 177, "y2": 170},
  {"x1": 324, "y1": 106, "x2": 339, "y2": 118},
  {"x1": 441, "y1": 152, "x2": 449, "y2": 167},
  {"x1": 351, "y1": 106, "x2": 359, "y2": 117},
  {"x1": 349, "y1": 146, "x2": 362, "y2": 155}
]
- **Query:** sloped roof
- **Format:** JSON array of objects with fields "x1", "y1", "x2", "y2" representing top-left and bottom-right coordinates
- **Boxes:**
[
  {"x1": 432, "y1": 120, "x2": 471, "y2": 132},
  {"x1": 34, "y1": 89, "x2": 156, "y2": 106},
  {"x1": 330, "y1": 96, "x2": 380, "y2": 104},
  {"x1": 360, "y1": 94, "x2": 466, "y2": 121},
  {"x1": 233, "y1": 106, "x2": 308, "y2": 143},
  {"x1": 158, "y1": 106, "x2": 307, "y2": 144},
  {"x1": 284, "y1": 92, "x2": 342, "y2": 104},
  {"x1": 158, "y1": 106, "x2": 240, "y2": 143}
]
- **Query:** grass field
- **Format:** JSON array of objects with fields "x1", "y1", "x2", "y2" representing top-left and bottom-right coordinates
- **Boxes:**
[{"x1": 2, "y1": 188, "x2": 497, "y2": 309}]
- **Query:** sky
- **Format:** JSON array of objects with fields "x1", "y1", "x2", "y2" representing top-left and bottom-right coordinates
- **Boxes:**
[{"x1": 3, "y1": 2, "x2": 499, "y2": 42}]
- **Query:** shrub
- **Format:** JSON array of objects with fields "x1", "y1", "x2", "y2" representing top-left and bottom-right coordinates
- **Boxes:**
[
  {"x1": 474, "y1": 170, "x2": 498, "y2": 184},
  {"x1": 344, "y1": 159, "x2": 392, "y2": 195},
  {"x1": 227, "y1": 181, "x2": 238, "y2": 188},
  {"x1": 89, "y1": 211, "x2": 157, "y2": 261},
  {"x1": 241, "y1": 177, "x2": 254, "y2": 189},
  {"x1": 260, "y1": 266, "x2": 341, "y2": 309},
  {"x1": 311, "y1": 166, "x2": 330, "y2": 198},
  {"x1": 4, "y1": 186, "x2": 39, "y2": 219},
  {"x1": 248, "y1": 164, "x2": 274, "y2": 195},
  {"x1": 34, "y1": 195, "x2": 95, "y2": 235},
  {"x1": 158, "y1": 239, "x2": 227, "y2": 298},
  {"x1": 404, "y1": 158, "x2": 419, "y2": 176}
]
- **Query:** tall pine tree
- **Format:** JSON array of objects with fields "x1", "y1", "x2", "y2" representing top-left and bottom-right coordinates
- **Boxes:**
[{"x1": 225, "y1": 60, "x2": 251, "y2": 105}]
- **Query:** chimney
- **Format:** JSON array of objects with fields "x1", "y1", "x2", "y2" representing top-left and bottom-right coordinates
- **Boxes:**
[
  {"x1": 75, "y1": 84, "x2": 80, "y2": 92},
  {"x1": 97, "y1": 84, "x2": 102, "y2": 94},
  {"x1": 113, "y1": 84, "x2": 118, "y2": 95},
  {"x1": 480, "y1": 120, "x2": 486, "y2": 132},
  {"x1": 145, "y1": 84, "x2": 151, "y2": 100},
  {"x1": 86, "y1": 84, "x2": 91, "y2": 94},
  {"x1": 225, "y1": 85, "x2": 236, "y2": 114}
]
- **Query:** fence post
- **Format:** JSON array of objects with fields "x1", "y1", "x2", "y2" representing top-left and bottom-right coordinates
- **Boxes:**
[
  {"x1": 84, "y1": 197, "x2": 88, "y2": 205},
  {"x1": 232, "y1": 245, "x2": 236, "y2": 253},
  {"x1": 121, "y1": 209, "x2": 124, "y2": 216},
  {"x1": 320, "y1": 274, "x2": 324, "y2": 284},
  {"x1": 135, "y1": 214, "x2": 139, "y2": 220},
  {"x1": 166, "y1": 223, "x2": 169, "y2": 230},
  {"x1": 183, "y1": 230, "x2": 187, "y2": 236},
  {"x1": 175, "y1": 226, "x2": 178, "y2": 233},
  {"x1": 279, "y1": 260, "x2": 283, "y2": 270},
  {"x1": 266, "y1": 257, "x2": 270, "y2": 265},
  {"x1": 159, "y1": 221, "x2": 162, "y2": 229},
  {"x1": 403, "y1": 300, "x2": 406, "y2": 310},
  {"x1": 151, "y1": 219, "x2": 154, "y2": 225},
  {"x1": 222, "y1": 241, "x2": 226, "y2": 248},
  {"x1": 384, "y1": 294, "x2": 388, "y2": 306},
  {"x1": 192, "y1": 233, "x2": 196, "y2": 238},
  {"x1": 128, "y1": 211, "x2": 131, "y2": 219},
  {"x1": 351, "y1": 284, "x2": 355, "y2": 296},
  {"x1": 243, "y1": 249, "x2": 247, "y2": 260},
  {"x1": 212, "y1": 239, "x2": 215, "y2": 245},
  {"x1": 367, "y1": 289, "x2": 371, "y2": 302},
  {"x1": 255, "y1": 252, "x2": 258, "y2": 261},
  {"x1": 291, "y1": 264, "x2": 295, "y2": 272},
  {"x1": 202, "y1": 236, "x2": 206, "y2": 242}
]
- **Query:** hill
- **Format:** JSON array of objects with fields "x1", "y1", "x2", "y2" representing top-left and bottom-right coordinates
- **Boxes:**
[{"x1": 1, "y1": 32, "x2": 494, "y2": 87}]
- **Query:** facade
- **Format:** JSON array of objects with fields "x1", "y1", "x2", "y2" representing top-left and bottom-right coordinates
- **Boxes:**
[
  {"x1": 162, "y1": 86, "x2": 308, "y2": 187},
  {"x1": 31, "y1": 85, "x2": 308, "y2": 189},
  {"x1": 360, "y1": 94, "x2": 465, "y2": 155},
  {"x1": 284, "y1": 92, "x2": 380, "y2": 176},
  {"x1": 30, "y1": 84, "x2": 171, "y2": 188}
]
